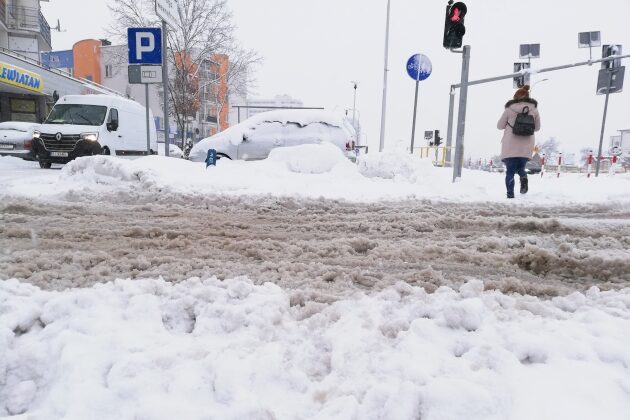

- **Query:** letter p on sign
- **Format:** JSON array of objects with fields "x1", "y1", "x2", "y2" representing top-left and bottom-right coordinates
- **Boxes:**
[
  {"x1": 136, "y1": 33, "x2": 154, "y2": 61},
  {"x1": 128, "y1": 28, "x2": 162, "y2": 65}
]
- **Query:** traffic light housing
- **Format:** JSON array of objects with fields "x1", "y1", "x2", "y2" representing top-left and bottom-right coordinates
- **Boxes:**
[
  {"x1": 443, "y1": 2, "x2": 467, "y2": 49},
  {"x1": 434, "y1": 130, "x2": 442, "y2": 147}
]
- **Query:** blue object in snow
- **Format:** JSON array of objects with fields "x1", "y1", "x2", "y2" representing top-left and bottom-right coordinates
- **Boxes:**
[{"x1": 206, "y1": 149, "x2": 217, "y2": 168}]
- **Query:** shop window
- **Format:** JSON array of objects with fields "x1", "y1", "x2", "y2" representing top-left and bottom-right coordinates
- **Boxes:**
[{"x1": 11, "y1": 99, "x2": 36, "y2": 114}]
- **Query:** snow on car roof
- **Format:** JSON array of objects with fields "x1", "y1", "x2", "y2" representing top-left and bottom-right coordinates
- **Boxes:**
[
  {"x1": 251, "y1": 109, "x2": 346, "y2": 128},
  {"x1": 199, "y1": 109, "x2": 354, "y2": 147},
  {"x1": 0, "y1": 121, "x2": 40, "y2": 131}
]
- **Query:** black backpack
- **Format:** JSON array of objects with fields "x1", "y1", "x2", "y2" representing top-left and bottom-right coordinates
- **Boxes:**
[{"x1": 508, "y1": 106, "x2": 536, "y2": 136}]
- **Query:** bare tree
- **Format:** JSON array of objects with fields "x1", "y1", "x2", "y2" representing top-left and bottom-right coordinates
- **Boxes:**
[
  {"x1": 108, "y1": 0, "x2": 260, "y2": 144},
  {"x1": 539, "y1": 137, "x2": 560, "y2": 158}
]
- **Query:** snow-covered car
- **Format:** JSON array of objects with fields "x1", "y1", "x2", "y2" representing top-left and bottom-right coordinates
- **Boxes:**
[
  {"x1": 157, "y1": 142, "x2": 184, "y2": 158},
  {"x1": 189, "y1": 110, "x2": 357, "y2": 162},
  {"x1": 0, "y1": 121, "x2": 40, "y2": 160}
]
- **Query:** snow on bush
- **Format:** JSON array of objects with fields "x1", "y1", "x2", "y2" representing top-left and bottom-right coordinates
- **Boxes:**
[
  {"x1": 267, "y1": 143, "x2": 355, "y2": 174},
  {"x1": 1, "y1": 277, "x2": 630, "y2": 419}
]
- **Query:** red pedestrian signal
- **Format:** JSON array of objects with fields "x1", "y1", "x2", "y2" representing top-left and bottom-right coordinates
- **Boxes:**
[
  {"x1": 450, "y1": 7, "x2": 462, "y2": 22},
  {"x1": 443, "y1": 2, "x2": 467, "y2": 49}
]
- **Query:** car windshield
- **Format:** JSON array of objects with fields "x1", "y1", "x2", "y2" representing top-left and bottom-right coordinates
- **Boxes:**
[{"x1": 45, "y1": 104, "x2": 108, "y2": 126}]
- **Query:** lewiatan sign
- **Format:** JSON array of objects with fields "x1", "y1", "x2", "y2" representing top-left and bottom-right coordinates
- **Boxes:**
[{"x1": 0, "y1": 62, "x2": 44, "y2": 93}]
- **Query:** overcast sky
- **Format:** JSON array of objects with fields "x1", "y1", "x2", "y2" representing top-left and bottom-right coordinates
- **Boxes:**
[{"x1": 42, "y1": 0, "x2": 630, "y2": 159}]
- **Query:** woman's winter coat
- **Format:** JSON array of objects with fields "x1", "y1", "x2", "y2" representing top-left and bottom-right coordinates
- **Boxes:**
[{"x1": 497, "y1": 98, "x2": 541, "y2": 160}]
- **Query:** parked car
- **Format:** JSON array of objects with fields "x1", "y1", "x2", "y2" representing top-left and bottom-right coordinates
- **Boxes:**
[
  {"x1": 526, "y1": 153, "x2": 542, "y2": 174},
  {"x1": 189, "y1": 109, "x2": 357, "y2": 162},
  {"x1": 32, "y1": 94, "x2": 157, "y2": 168},
  {"x1": 157, "y1": 142, "x2": 184, "y2": 158},
  {"x1": 0, "y1": 121, "x2": 40, "y2": 161}
]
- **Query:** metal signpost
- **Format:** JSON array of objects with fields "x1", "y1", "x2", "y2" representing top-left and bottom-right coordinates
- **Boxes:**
[
  {"x1": 406, "y1": 54, "x2": 432, "y2": 154},
  {"x1": 128, "y1": 28, "x2": 163, "y2": 154},
  {"x1": 595, "y1": 51, "x2": 625, "y2": 177},
  {"x1": 452, "y1": 45, "x2": 470, "y2": 181},
  {"x1": 519, "y1": 43, "x2": 540, "y2": 65},
  {"x1": 513, "y1": 62, "x2": 531, "y2": 88},
  {"x1": 155, "y1": 0, "x2": 178, "y2": 157},
  {"x1": 578, "y1": 31, "x2": 601, "y2": 60}
]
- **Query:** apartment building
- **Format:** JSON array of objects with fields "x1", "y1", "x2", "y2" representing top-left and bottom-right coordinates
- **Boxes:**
[{"x1": 0, "y1": 0, "x2": 51, "y2": 60}]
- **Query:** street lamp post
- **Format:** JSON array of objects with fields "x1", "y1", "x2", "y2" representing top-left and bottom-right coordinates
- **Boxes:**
[
  {"x1": 379, "y1": 0, "x2": 391, "y2": 152},
  {"x1": 531, "y1": 78, "x2": 549, "y2": 91},
  {"x1": 351, "y1": 81, "x2": 358, "y2": 132}
]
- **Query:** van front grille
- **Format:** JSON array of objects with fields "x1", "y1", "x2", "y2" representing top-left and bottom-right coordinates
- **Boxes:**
[{"x1": 40, "y1": 133, "x2": 81, "y2": 152}]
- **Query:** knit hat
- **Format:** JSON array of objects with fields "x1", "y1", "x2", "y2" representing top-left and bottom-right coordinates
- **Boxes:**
[{"x1": 514, "y1": 85, "x2": 530, "y2": 100}]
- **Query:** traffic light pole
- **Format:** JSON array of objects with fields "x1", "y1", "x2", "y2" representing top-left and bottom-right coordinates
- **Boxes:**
[
  {"x1": 446, "y1": 52, "x2": 630, "y2": 181},
  {"x1": 453, "y1": 45, "x2": 470, "y2": 182},
  {"x1": 445, "y1": 86, "x2": 455, "y2": 165},
  {"x1": 379, "y1": 0, "x2": 391, "y2": 152},
  {"x1": 451, "y1": 54, "x2": 630, "y2": 89},
  {"x1": 162, "y1": 20, "x2": 171, "y2": 157},
  {"x1": 595, "y1": 69, "x2": 614, "y2": 177}
]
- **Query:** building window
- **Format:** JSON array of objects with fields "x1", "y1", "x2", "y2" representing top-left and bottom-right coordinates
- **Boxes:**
[{"x1": 105, "y1": 65, "x2": 113, "y2": 78}]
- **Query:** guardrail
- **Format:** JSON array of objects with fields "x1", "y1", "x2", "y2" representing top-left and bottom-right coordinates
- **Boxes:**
[{"x1": 416, "y1": 146, "x2": 453, "y2": 167}]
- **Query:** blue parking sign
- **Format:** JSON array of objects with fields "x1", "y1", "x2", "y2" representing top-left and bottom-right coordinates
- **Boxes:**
[{"x1": 128, "y1": 28, "x2": 162, "y2": 65}]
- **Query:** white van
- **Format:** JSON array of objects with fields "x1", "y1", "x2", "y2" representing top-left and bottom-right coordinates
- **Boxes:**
[{"x1": 32, "y1": 94, "x2": 157, "y2": 168}]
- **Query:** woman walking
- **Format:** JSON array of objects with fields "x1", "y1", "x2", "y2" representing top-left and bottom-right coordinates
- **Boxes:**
[{"x1": 497, "y1": 85, "x2": 541, "y2": 198}]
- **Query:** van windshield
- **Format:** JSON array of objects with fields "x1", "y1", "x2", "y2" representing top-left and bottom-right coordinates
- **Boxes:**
[{"x1": 45, "y1": 104, "x2": 108, "y2": 126}]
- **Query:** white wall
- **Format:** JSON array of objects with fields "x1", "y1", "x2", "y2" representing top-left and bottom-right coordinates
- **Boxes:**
[
  {"x1": 100, "y1": 45, "x2": 165, "y2": 131},
  {"x1": 9, "y1": 35, "x2": 38, "y2": 59}
]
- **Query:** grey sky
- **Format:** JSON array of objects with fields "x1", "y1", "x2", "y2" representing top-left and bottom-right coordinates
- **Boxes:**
[{"x1": 42, "y1": 0, "x2": 630, "y2": 159}]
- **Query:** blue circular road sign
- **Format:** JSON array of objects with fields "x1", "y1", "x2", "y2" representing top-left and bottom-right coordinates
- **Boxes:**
[{"x1": 406, "y1": 54, "x2": 432, "y2": 81}]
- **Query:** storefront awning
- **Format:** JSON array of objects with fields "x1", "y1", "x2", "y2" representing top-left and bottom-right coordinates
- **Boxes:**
[{"x1": 0, "y1": 62, "x2": 44, "y2": 95}]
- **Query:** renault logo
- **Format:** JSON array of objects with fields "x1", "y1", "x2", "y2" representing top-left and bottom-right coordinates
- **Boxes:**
[{"x1": 55, "y1": 133, "x2": 63, "y2": 141}]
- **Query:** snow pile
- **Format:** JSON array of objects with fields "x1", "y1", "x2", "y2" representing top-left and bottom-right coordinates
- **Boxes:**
[
  {"x1": 60, "y1": 156, "x2": 158, "y2": 190},
  {"x1": 1, "y1": 277, "x2": 630, "y2": 419},
  {"x1": 357, "y1": 151, "x2": 437, "y2": 181},
  {"x1": 267, "y1": 143, "x2": 355, "y2": 174},
  {"x1": 2, "y1": 147, "x2": 630, "y2": 204}
]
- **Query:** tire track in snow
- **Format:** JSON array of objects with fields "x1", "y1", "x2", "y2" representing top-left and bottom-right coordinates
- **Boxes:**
[{"x1": 1, "y1": 194, "x2": 629, "y2": 300}]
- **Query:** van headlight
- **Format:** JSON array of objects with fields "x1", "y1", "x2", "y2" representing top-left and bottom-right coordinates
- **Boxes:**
[
  {"x1": 81, "y1": 132, "x2": 99, "y2": 142},
  {"x1": 33, "y1": 130, "x2": 40, "y2": 139}
]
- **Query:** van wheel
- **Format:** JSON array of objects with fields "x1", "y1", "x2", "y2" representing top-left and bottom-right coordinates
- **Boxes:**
[
  {"x1": 217, "y1": 153, "x2": 232, "y2": 160},
  {"x1": 39, "y1": 161, "x2": 52, "y2": 169},
  {"x1": 101, "y1": 147, "x2": 111, "y2": 155}
]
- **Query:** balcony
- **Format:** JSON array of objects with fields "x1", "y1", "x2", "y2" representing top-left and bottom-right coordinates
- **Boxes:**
[
  {"x1": 0, "y1": 0, "x2": 6, "y2": 26},
  {"x1": 6, "y1": 2, "x2": 52, "y2": 47}
]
